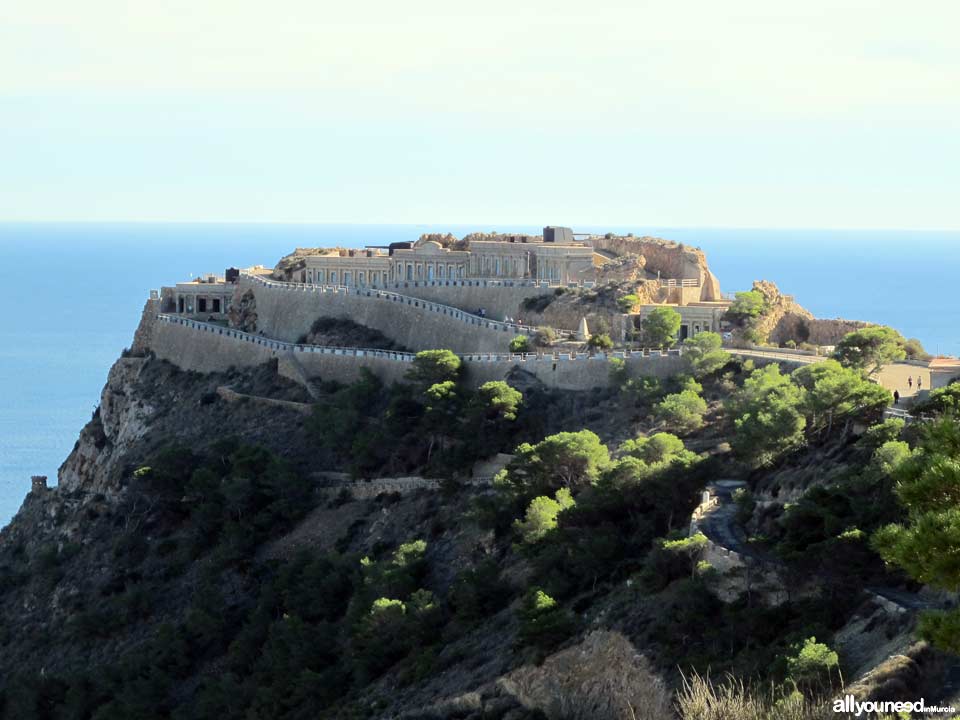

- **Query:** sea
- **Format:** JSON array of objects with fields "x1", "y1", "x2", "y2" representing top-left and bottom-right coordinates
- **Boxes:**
[{"x1": 1, "y1": 223, "x2": 958, "y2": 527}]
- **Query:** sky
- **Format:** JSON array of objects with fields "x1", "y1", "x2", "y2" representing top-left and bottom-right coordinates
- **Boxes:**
[{"x1": 1, "y1": 1, "x2": 958, "y2": 228}]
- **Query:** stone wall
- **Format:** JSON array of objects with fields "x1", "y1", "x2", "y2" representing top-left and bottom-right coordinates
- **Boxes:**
[
  {"x1": 239, "y1": 275, "x2": 529, "y2": 353},
  {"x1": 375, "y1": 280, "x2": 553, "y2": 322},
  {"x1": 146, "y1": 315, "x2": 687, "y2": 392}
]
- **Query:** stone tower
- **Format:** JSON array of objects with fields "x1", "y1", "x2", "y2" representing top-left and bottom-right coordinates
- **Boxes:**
[{"x1": 31, "y1": 475, "x2": 48, "y2": 493}]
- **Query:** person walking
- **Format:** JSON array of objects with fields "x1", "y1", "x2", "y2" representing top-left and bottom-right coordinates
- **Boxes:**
[
  {"x1": 893, "y1": 390, "x2": 900, "y2": 405},
  {"x1": 908, "y1": 376, "x2": 913, "y2": 390},
  {"x1": 917, "y1": 376, "x2": 922, "y2": 391}
]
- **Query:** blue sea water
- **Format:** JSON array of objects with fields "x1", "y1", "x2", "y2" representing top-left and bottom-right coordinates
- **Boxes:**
[{"x1": 1, "y1": 223, "x2": 958, "y2": 527}]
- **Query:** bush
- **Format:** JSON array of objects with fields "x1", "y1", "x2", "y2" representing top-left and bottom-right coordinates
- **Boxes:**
[
  {"x1": 654, "y1": 390, "x2": 708, "y2": 434},
  {"x1": 726, "y1": 290, "x2": 767, "y2": 322},
  {"x1": 517, "y1": 589, "x2": 575, "y2": 650},
  {"x1": 587, "y1": 333, "x2": 614, "y2": 351},
  {"x1": 682, "y1": 332, "x2": 731, "y2": 379},
  {"x1": 509, "y1": 335, "x2": 531, "y2": 353},
  {"x1": 642, "y1": 307, "x2": 682, "y2": 349},
  {"x1": 617, "y1": 294, "x2": 640, "y2": 313},
  {"x1": 534, "y1": 327, "x2": 557, "y2": 346},
  {"x1": 521, "y1": 294, "x2": 555, "y2": 313},
  {"x1": 514, "y1": 489, "x2": 576, "y2": 543},
  {"x1": 784, "y1": 637, "x2": 840, "y2": 689}
]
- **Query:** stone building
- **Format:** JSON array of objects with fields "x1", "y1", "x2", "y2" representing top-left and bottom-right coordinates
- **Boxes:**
[
  {"x1": 169, "y1": 274, "x2": 234, "y2": 318},
  {"x1": 293, "y1": 227, "x2": 594, "y2": 287},
  {"x1": 634, "y1": 303, "x2": 729, "y2": 342}
]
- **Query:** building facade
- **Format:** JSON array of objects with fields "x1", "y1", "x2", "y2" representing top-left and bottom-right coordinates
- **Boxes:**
[{"x1": 297, "y1": 228, "x2": 594, "y2": 288}]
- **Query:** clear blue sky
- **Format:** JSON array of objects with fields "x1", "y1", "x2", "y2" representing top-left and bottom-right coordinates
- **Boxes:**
[{"x1": 1, "y1": 1, "x2": 957, "y2": 228}]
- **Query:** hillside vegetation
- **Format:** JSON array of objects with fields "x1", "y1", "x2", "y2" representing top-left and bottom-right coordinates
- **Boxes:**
[{"x1": 0, "y1": 328, "x2": 956, "y2": 719}]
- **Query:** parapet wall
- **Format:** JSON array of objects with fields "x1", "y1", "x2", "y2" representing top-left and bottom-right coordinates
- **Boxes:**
[
  {"x1": 378, "y1": 280, "x2": 558, "y2": 322},
  {"x1": 241, "y1": 275, "x2": 530, "y2": 353},
  {"x1": 146, "y1": 315, "x2": 686, "y2": 391}
]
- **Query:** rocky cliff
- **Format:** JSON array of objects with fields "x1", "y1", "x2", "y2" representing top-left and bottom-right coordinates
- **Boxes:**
[
  {"x1": 590, "y1": 235, "x2": 722, "y2": 302},
  {"x1": 749, "y1": 279, "x2": 874, "y2": 346}
]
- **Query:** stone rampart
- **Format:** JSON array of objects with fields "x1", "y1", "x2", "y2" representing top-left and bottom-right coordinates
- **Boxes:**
[
  {"x1": 240, "y1": 274, "x2": 529, "y2": 353},
  {"x1": 376, "y1": 280, "x2": 558, "y2": 321},
  {"x1": 147, "y1": 315, "x2": 687, "y2": 391}
]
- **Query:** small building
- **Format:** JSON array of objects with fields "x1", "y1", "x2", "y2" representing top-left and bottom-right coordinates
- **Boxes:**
[
  {"x1": 634, "y1": 303, "x2": 730, "y2": 342},
  {"x1": 171, "y1": 273, "x2": 234, "y2": 318}
]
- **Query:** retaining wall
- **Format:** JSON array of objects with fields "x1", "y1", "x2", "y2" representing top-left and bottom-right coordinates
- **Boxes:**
[
  {"x1": 376, "y1": 280, "x2": 556, "y2": 322},
  {"x1": 241, "y1": 275, "x2": 529, "y2": 353},
  {"x1": 148, "y1": 315, "x2": 687, "y2": 391}
]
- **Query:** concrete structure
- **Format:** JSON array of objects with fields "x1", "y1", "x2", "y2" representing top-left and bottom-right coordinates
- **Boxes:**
[
  {"x1": 633, "y1": 303, "x2": 729, "y2": 342},
  {"x1": 168, "y1": 274, "x2": 234, "y2": 319}
]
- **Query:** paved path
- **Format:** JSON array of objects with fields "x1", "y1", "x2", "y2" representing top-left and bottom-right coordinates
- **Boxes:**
[{"x1": 876, "y1": 363, "x2": 931, "y2": 402}]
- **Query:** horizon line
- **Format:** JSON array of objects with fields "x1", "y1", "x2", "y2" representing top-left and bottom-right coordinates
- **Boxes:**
[{"x1": 1, "y1": 220, "x2": 958, "y2": 234}]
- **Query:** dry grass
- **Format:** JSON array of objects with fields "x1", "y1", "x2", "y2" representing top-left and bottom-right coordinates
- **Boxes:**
[{"x1": 675, "y1": 673, "x2": 833, "y2": 720}]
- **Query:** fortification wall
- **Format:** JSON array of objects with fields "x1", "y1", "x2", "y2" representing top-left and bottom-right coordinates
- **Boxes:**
[
  {"x1": 146, "y1": 315, "x2": 686, "y2": 392},
  {"x1": 149, "y1": 317, "x2": 414, "y2": 386},
  {"x1": 240, "y1": 276, "x2": 527, "y2": 353},
  {"x1": 377, "y1": 281, "x2": 551, "y2": 321}
]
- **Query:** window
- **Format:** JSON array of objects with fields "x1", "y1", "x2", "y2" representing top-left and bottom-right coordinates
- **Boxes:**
[
  {"x1": 198, "y1": 298, "x2": 207, "y2": 312},
  {"x1": 212, "y1": 298, "x2": 221, "y2": 312},
  {"x1": 358, "y1": 271, "x2": 365, "y2": 285},
  {"x1": 427, "y1": 265, "x2": 434, "y2": 280},
  {"x1": 331, "y1": 271, "x2": 337, "y2": 284},
  {"x1": 344, "y1": 271, "x2": 352, "y2": 285}
]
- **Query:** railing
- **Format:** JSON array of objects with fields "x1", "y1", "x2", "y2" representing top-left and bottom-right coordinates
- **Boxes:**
[
  {"x1": 660, "y1": 278, "x2": 700, "y2": 288},
  {"x1": 156, "y1": 314, "x2": 686, "y2": 365},
  {"x1": 241, "y1": 272, "x2": 530, "y2": 335},
  {"x1": 156, "y1": 315, "x2": 417, "y2": 361}
]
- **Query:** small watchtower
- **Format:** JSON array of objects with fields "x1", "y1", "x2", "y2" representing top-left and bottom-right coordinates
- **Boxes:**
[{"x1": 31, "y1": 475, "x2": 48, "y2": 493}]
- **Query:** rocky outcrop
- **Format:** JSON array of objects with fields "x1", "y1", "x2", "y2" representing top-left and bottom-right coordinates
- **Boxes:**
[
  {"x1": 521, "y1": 282, "x2": 659, "y2": 339},
  {"x1": 272, "y1": 247, "x2": 349, "y2": 280},
  {"x1": 500, "y1": 631, "x2": 671, "y2": 720},
  {"x1": 417, "y1": 233, "x2": 465, "y2": 250},
  {"x1": 130, "y1": 297, "x2": 159, "y2": 356},
  {"x1": 229, "y1": 288, "x2": 258, "y2": 333},
  {"x1": 57, "y1": 357, "x2": 154, "y2": 496},
  {"x1": 748, "y1": 280, "x2": 873, "y2": 346},
  {"x1": 590, "y1": 235, "x2": 722, "y2": 301}
]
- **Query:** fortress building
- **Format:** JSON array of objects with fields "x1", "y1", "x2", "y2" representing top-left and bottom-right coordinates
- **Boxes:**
[{"x1": 296, "y1": 227, "x2": 594, "y2": 287}]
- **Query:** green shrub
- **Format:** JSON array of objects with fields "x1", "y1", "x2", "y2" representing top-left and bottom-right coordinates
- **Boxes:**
[
  {"x1": 587, "y1": 333, "x2": 614, "y2": 350},
  {"x1": 517, "y1": 589, "x2": 575, "y2": 650},
  {"x1": 509, "y1": 335, "x2": 531, "y2": 353},
  {"x1": 654, "y1": 390, "x2": 708, "y2": 434}
]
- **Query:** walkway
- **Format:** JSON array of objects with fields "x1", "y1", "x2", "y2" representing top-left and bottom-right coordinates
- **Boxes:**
[{"x1": 876, "y1": 363, "x2": 931, "y2": 401}]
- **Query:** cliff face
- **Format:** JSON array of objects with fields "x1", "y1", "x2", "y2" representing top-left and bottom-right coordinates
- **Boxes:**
[
  {"x1": 590, "y1": 235, "x2": 722, "y2": 302},
  {"x1": 58, "y1": 357, "x2": 155, "y2": 496},
  {"x1": 749, "y1": 280, "x2": 873, "y2": 346}
]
